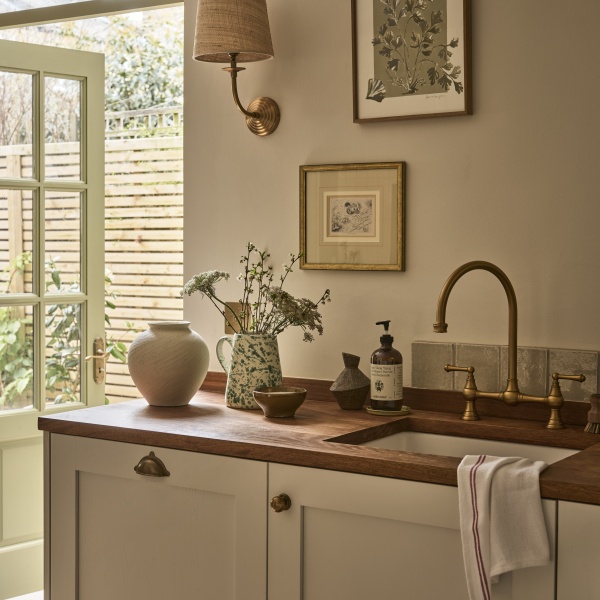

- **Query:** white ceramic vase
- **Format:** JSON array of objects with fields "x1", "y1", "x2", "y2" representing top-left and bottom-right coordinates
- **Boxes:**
[{"x1": 128, "y1": 321, "x2": 210, "y2": 407}]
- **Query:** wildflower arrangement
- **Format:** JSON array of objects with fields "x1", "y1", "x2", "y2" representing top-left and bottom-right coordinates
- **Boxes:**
[{"x1": 181, "y1": 243, "x2": 331, "y2": 342}]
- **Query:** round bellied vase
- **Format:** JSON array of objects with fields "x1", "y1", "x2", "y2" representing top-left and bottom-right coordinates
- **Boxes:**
[{"x1": 128, "y1": 321, "x2": 210, "y2": 407}]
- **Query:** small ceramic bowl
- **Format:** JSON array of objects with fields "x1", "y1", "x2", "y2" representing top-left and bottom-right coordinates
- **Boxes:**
[{"x1": 253, "y1": 386, "x2": 307, "y2": 418}]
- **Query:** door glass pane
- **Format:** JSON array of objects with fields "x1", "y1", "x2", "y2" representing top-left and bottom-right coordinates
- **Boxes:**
[
  {"x1": 0, "y1": 188, "x2": 34, "y2": 294},
  {"x1": 45, "y1": 76, "x2": 81, "y2": 181},
  {"x1": 45, "y1": 190, "x2": 80, "y2": 292},
  {"x1": 0, "y1": 70, "x2": 34, "y2": 179},
  {"x1": 45, "y1": 302, "x2": 81, "y2": 405},
  {"x1": 0, "y1": 304, "x2": 34, "y2": 411}
]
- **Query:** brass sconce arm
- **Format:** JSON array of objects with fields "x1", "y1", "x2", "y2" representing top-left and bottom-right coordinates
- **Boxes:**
[
  {"x1": 221, "y1": 53, "x2": 280, "y2": 136},
  {"x1": 224, "y1": 54, "x2": 259, "y2": 119}
]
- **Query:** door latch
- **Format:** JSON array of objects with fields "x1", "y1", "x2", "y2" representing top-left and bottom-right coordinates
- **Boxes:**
[{"x1": 85, "y1": 337, "x2": 108, "y2": 384}]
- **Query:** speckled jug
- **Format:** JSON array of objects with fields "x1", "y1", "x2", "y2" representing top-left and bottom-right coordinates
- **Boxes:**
[
  {"x1": 128, "y1": 321, "x2": 210, "y2": 406},
  {"x1": 216, "y1": 333, "x2": 283, "y2": 409},
  {"x1": 330, "y1": 352, "x2": 371, "y2": 410}
]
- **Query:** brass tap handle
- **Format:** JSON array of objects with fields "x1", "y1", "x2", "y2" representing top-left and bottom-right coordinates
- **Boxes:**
[
  {"x1": 444, "y1": 365, "x2": 475, "y2": 374},
  {"x1": 444, "y1": 365, "x2": 479, "y2": 422},
  {"x1": 270, "y1": 493, "x2": 292, "y2": 513},
  {"x1": 553, "y1": 373, "x2": 586, "y2": 383}
]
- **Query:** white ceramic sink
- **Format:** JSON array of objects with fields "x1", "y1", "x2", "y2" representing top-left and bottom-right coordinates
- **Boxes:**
[{"x1": 361, "y1": 431, "x2": 578, "y2": 464}]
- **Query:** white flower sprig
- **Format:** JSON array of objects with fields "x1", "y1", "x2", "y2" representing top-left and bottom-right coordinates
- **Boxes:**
[{"x1": 181, "y1": 242, "x2": 331, "y2": 342}]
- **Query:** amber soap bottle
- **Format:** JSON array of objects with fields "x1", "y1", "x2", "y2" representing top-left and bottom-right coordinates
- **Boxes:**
[{"x1": 370, "y1": 320, "x2": 403, "y2": 411}]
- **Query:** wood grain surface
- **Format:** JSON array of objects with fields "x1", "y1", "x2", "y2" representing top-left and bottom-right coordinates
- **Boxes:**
[{"x1": 39, "y1": 379, "x2": 600, "y2": 504}]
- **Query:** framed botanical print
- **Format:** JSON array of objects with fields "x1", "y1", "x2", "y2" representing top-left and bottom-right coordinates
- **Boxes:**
[
  {"x1": 300, "y1": 162, "x2": 405, "y2": 271},
  {"x1": 352, "y1": 0, "x2": 472, "y2": 122}
]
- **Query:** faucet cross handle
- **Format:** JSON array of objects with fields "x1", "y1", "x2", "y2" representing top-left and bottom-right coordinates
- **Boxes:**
[
  {"x1": 546, "y1": 373, "x2": 586, "y2": 430},
  {"x1": 445, "y1": 365, "x2": 479, "y2": 421},
  {"x1": 553, "y1": 373, "x2": 586, "y2": 384}
]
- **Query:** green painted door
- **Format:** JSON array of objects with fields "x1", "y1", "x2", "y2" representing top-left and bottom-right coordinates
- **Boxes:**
[{"x1": 0, "y1": 39, "x2": 104, "y2": 599}]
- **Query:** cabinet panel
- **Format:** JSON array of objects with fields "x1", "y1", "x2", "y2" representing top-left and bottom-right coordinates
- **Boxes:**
[
  {"x1": 47, "y1": 434, "x2": 267, "y2": 600},
  {"x1": 268, "y1": 463, "x2": 556, "y2": 600},
  {"x1": 557, "y1": 500, "x2": 600, "y2": 600},
  {"x1": 78, "y1": 472, "x2": 235, "y2": 600}
]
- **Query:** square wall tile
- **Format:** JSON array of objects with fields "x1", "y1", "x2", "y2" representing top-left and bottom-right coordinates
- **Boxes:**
[
  {"x1": 412, "y1": 342, "x2": 454, "y2": 390},
  {"x1": 549, "y1": 350, "x2": 598, "y2": 402},
  {"x1": 500, "y1": 346, "x2": 548, "y2": 397},
  {"x1": 455, "y1": 344, "x2": 500, "y2": 393}
]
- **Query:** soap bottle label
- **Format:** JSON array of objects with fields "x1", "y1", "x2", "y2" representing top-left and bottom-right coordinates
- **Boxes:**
[{"x1": 370, "y1": 364, "x2": 403, "y2": 401}]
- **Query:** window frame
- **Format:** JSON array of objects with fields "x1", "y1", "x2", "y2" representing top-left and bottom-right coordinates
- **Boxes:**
[{"x1": 0, "y1": 0, "x2": 181, "y2": 29}]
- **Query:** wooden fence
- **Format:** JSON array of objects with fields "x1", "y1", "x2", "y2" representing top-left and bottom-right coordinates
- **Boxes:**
[{"x1": 0, "y1": 127, "x2": 183, "y2": 402}]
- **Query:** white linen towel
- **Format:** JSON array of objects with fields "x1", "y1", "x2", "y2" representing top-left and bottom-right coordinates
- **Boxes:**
[{"x1": 457, "y1": 455, "x2": 549, "y2": 600}]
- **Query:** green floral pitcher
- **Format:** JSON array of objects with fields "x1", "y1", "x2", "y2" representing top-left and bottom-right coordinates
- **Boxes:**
[{"x1": 216, "y1": 333, "x2": 283, "y2": 409}]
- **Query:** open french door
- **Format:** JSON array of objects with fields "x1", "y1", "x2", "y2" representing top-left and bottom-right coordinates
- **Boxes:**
[{"x1": 0, "y1": 39, "x2": 104, "y2": 599}]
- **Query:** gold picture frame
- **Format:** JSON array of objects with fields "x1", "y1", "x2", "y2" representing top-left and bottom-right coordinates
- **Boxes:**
[
  {"x1": 300, "y1": 162, "x2": 405, "y2": 271},
  {"x1": 352, "y1": 0, "x2": 472, "y2": 122}
]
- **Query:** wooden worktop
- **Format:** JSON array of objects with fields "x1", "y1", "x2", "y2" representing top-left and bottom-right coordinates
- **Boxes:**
[{"x1": 38, "y1": 377, "x2": 600, "y2": 505}]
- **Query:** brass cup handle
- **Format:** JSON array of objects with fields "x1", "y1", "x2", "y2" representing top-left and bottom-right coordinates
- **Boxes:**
[
  {"x1": 134, "y1": 451, "x2": 171, "y2": 477},
  {"x1": 270, "y1": 493, "x2": 292, "y2": 512}
]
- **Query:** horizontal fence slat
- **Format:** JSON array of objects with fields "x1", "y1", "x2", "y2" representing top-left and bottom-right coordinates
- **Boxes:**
[{"x1": 2, "y1": 131, "x2": 184, "y2": 402}]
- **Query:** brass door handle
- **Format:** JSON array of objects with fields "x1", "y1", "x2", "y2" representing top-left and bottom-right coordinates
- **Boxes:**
[
  {"x1": 270, "y1": 493, "x2": 292, "y2": 512},
  {"x1": 134, "y1": 451, "x2": 170, "y2": 477},
  {"x1": 85, "y1": 337, "x2": 108, "y2": 384}
]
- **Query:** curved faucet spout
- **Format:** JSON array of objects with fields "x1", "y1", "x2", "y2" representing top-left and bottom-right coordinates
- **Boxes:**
[{"x1": 433, "y1": 260, "x2": 519, "y2": 387}]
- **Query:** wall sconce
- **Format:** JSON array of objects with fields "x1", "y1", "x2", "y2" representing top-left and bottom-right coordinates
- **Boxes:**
[{"x1": 193, "y1": 0, "x2": 280, "y2": 137}]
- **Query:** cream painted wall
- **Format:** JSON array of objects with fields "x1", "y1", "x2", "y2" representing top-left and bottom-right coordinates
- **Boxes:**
[{"x1": 183, "y1": 0, "x2": 600, "y2": 385}]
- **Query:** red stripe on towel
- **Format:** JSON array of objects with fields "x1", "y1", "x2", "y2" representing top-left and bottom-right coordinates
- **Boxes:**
[{"x1": 470, "y1": 455, "x2": 490, "y2": 600}]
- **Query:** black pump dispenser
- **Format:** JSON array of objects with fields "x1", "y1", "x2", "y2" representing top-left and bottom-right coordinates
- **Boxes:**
[
  {"x1": 370, "y1": 320, "x2": 403, "y2": 411},
  {"x1": 376, "y1": 320, "x2": 394, "y2": 345}
]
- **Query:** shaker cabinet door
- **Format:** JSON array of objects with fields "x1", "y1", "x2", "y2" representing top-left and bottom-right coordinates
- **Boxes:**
[
  {"x1": 267, "y1": 463, "x2": 556, "y2": 600},
  {"x1": 557, "y1": 500, "x2": 600, "y2": 600},
  {"x1": 46, "y1": 434, "x2": 267, "y2": 600}
]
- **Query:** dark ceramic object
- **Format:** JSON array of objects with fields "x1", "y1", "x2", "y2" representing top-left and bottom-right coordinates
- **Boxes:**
[
  {"x1": 330, "y1": 353, "x2": 371, "y2": 410},
  {"x1": 253, "y1": 386, "x2": 306, "y2": 418}
]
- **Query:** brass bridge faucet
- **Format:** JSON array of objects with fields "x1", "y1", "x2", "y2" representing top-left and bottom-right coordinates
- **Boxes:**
[{"x1": 433, "y1": 261, "x2": 585, "y2": 429}]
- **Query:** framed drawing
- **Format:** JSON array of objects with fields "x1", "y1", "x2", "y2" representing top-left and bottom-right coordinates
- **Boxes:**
[
  {"x1": 352, "y1": 0, "x2": 472, "y2": 122},
  {"x1": 300, "y1": 162, "x2": 405, "y2": 271}
]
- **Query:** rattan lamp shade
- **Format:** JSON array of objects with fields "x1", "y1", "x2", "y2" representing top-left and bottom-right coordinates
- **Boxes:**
[{"x1": 194, "y1": 0, "x2": 274, "y2": 63}]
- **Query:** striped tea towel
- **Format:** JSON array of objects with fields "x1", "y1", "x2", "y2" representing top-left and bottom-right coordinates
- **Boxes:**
[{"x1": 457, "y1": 455, "x2": 549, "y2": 600}]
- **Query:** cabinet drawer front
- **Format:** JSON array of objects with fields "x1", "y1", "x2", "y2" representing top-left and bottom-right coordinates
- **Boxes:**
[{"x1": 48, "y1": 434, "x2": 267, "y2": 600}]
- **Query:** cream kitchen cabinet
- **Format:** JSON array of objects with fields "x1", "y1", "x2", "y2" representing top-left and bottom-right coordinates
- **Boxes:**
[
  {"x1": 557, "y1": 500, "x2": 600, "y2": 600},
  {"x1": 46, "y1": 433, "x2": 560, "y2": 600},
  {"x1": 45, "y1": 434, "x2": 267, "y2": 600},
  {"x1": 268, "y1": 463, "x2": 557, "y2": 600}
]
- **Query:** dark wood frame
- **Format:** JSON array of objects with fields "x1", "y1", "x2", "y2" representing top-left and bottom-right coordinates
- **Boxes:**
[{"x1": 351, "y1": 0, "x2": 472, "y2": 123}]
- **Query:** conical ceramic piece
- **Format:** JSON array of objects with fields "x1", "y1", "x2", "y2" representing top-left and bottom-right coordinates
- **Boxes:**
[{"x1": 330, "y1": 352, "x2": 371, "y2": 410}]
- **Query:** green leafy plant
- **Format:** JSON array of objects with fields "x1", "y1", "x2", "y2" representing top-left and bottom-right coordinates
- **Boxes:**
[
  {"x1": 370, "y1": 0, "x2": 463, "y2": 99},
  {"x1": 0, "y1": 254, "x2": 135, "y2": 409},
  {"x1": 181, "y1": 243, "x2": 331, "y2": 343}
]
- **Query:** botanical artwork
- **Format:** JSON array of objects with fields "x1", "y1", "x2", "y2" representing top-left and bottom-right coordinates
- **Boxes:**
[
  {"x1": 368, "y1": 0, "x2": 463, "y2": 102},
  {"x1": 327, "y1": 194, "x2": 376, "y2": 238}
]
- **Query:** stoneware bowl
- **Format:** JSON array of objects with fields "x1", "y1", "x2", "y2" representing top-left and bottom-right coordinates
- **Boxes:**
[{"x1": 253, "y1": 386, "x2": 307, "y2": 418}]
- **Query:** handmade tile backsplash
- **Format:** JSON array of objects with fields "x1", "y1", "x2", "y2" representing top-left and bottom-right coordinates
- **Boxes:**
[{"x1": 412, "y1": 342, "x2": 600, "y2": 402}]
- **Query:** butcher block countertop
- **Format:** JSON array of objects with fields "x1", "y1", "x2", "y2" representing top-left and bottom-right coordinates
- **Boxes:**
[{"x1": 38, "y1": 374, "x2": 600, "y2": 505}]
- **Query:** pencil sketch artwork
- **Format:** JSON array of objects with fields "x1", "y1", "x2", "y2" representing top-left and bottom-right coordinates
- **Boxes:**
[
  {"x1": 367, "y1": 0, "x2": 463, "y2": 102},
  {"x1": 327, "y1": 195, "x2": 376, "y2": 237}
]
